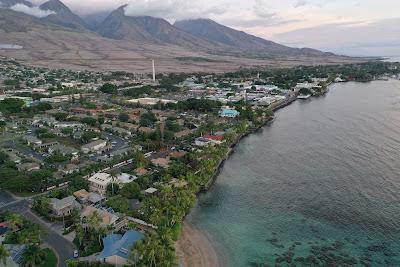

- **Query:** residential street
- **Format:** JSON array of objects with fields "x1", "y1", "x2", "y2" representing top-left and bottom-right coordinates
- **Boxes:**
[{"x1": 0, "y1": 191, "x2": 75, "y2": 267}]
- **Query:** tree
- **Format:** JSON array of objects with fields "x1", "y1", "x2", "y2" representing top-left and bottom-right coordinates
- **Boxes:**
[
  {"x1": 98, "y1": 116, "x2": 105, "y2": 125},
  {"x1": 32, "y1": 197, "x2": 51, "y2": 218},
  {"x1": 106, "y1": 195, "x2": 131, "y2": 213},
  {"x1": 81, "y1": 131, "x2": 100, "y2": 143},
  {"x1": 53, "y1": 112, "x2": 68, "y2": 121},
  {"x1": 0, "y1": 245, "x2": 10, "y2": 265},
  {"x1": 0, "y1": 98, "x2": 25, "y2": 114},
  {"x1": 5, "y1": 213, "x2": 23, "y2": 231},
  {"x1": 139, "y1": 112, "x2": 156, "y2": 127},
  {"x1": 119, "y1": 113, "x2": 129, "y2": 122},
  {"x1": 81, "y1": 117, "x2": 97, "y2": 127},
  {"x1": 21, "y1": 245, "x2": 45, "y2": 267},
  {"x1": 87, "y1": 211, "x2": 104, "y2": 246},
  {"x1": 65, "y1": 260, "x2": 79, "y2": 267},
  {"x1": 120, "y1": 182, "x2": 142, "y2": 199},
  {"x1": 99, "y1": 83, "x2": 117, "y2": 95},
  {"x1": 106, "y1": 182, "x2": 120, "y2": 197},
  {"x1": 132, "y1": 233, "x2": 177, "y2": 267}
]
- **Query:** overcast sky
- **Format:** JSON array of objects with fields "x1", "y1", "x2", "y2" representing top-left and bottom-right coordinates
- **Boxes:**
[{"x1": 27, "y1": 0, "x2": 400, "y2": 56}]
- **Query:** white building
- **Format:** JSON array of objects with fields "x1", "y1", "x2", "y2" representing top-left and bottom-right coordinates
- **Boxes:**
[
  {"x1": 88, "y1": 173, "x2": 112, "y2": 196},
  {"x1": 116, "y1": 173, "x2": 137, "y2": 186},
  {"x1": 127, "y1": 98, "x2": 178, "y2": 106},
  {"x1": 81, "y1": 139, "x2": 107, "y2": 154}
]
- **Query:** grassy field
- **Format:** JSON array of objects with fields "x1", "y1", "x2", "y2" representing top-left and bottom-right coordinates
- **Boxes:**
[{"x1": 40, "y1": 248, "x2": 58, "y2": 267}]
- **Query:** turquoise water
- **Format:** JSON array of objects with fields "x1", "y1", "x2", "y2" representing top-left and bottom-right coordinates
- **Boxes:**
[{"x1": 188, "y1": 80, "x2": 400, "y2": 266}]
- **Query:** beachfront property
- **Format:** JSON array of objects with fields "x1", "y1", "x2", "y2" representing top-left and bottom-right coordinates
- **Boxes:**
[
  {"x1": 97, "y1": 230, "x2": 144, "y2": 266},
  {"x1": 195, "y1": 137, "x2": 213, "y2": 147},
  {"x1": 195, "y1": 134, "x2": 226, "y2": 147},
  {"x1": 88, "y1": 172, "x2": 112, "y2": 196},
  {"x1": 219, "y1": 107, "x2": 240, "y2": 118}
]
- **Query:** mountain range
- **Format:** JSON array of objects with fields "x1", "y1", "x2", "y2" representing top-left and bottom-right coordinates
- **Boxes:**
[{"x1": 0, "y1": 0, "x2": 365, "y2": 73}]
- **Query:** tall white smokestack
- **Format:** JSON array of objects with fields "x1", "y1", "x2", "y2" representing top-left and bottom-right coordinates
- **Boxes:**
[{"x1": 152, "y1": 60, "x2": 156, "y2": 81}]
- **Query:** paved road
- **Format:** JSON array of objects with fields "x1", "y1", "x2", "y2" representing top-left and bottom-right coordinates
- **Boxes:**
[{"x1": 0, "y1": 192, "x2": 75, "y2": 267}]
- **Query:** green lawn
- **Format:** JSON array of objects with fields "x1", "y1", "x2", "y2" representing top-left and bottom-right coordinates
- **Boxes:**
[{"x1": 39, "y1": 248, "x2": 57, "y2": 267}]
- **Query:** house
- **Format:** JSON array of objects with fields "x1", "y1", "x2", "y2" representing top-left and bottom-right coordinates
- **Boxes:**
[
  {"x1": 54, "y1": 121, "x2": 84, "y2": 129},
  {"x1": 23, "y1": 135, "x2": 42, "y2": 146},
  {"x1": 81, "y1": 206, "x2": 123, "y2": 229},
  {"x1": 127, "y1": 97, "x2": 178, "y2": 106},
  {"x1": 169, "y1": 151, "x2": 187, "y2": 159},
  {"x1": 116, "y1": 173, "x2": 137, "y2": 186},
  {"x1": 134, "y1": 168, "x2": 148, "y2": 176},
  {"x1": 73, "y1": 189, "x2": 105, "y2": 205},
  {"x1": 58, "y1": 164, "x2": 80, "y2": 176},
  {"x1": 128, "y1": 108, "x2": 146, "y2": 121},
  {"x1": 219, "y1": 107, "x2": 240, "y2": 118},
  {"x1": 151, "y1": 157, "x2": 170, "y2": 168},
  {"x1": 144, "y1": 187, "x2": 158, "y2": 195},
  {"x1": 111, "y1": 127, "x2": 132, "y2": 137},
  {"x1": 3, "y1": 151, "x2": 21, "y2": 164},
  {"x1": 169, "y1": 178, "x2": 188, "y2": 188},
  {"x1": 195, "y1": 137, "x2": 213, "y2": 147},
  {"x1": 17, "y1": 162, "x2": 40, "y2": 172},
  {"x1": 174, "y1": 128, "x2": 194, "y2": 139},
  {"x1": 1, "y1": 244, "x2": 27, "y2": 267},
  {"x1": 81, "y1": 139, "x2": 107, "y2": 154},
  {"x1": 97, "y1": 230, "x2": 144, "y2": 266},
  {"x1": 34, "y1": 142, "x2": 58, "y2": 150},
  {"x1": 138, "y1": 127, "x2": 154, "y2": 134},
  {"x1": 203, "y1": 135, "x2": 225, "y2": 145},
  {"x1": 49, "y1": 196, "x2": 81, "y2": 217},
  {"x1": 0, "y1": 222, "x2": 9, "y2": 236},
  {"x1": 88, "y1": 173, "x2": 112, "y2": 196},
  {"x1": 120, "y1": 122, "x2": 140, "y2": 132},
  {"x1": 48, "y1": 144, "x2": 79, "y2": 157}
]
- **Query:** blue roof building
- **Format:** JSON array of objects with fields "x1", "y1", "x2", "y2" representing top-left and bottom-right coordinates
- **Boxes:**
[
  {"x1": 98, "y1": 230, "x2": 144, "y2": 266},
  {"x1": 219, "y1": 107, "x2": 240, "y2": 118}
]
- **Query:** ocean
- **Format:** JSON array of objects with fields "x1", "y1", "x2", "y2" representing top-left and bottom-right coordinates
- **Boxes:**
[{"x1": 187, "y1": 79, "x2": 400, "y2": 266}]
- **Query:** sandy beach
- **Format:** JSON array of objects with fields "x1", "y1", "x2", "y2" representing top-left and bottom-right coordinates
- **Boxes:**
[{"x1": 175, "y1": 222, "x2": 222, "y2": 267}]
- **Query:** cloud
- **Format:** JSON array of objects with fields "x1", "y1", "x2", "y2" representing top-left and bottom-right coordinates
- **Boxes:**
[
  {"x1": 10, "y1": 3, "x2": 55, "y2": 18},
  {"x1": 253, "y1": 0, "x2": 276, "y2": 19},
  {"x1": 293, "y1": 0, "x2": 307, "y2": 8},
  {"x1": 275, "y1": 18, "x2": 400, "y2": 56},
  {"x1": 123, "y1": 0, "x2": 229, "y2": 20},
  {"x1": 222, "y1": 17, "x2": 303, "y2": 28}
]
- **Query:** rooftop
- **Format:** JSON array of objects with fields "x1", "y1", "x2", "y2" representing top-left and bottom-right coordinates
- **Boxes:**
[
  {"x1": 88, "y1": 173, "x2": 112, "y2": 186},
  {"x1": 98, "y1": 230, "x2": 144, "y2": 260}
]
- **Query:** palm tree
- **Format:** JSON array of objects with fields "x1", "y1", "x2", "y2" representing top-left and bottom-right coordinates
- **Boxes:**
[
  {"x1": 0, "y1": 245, "x2": 10, "y2": 266},
  {"x1": 65, "y1": 260, "x2": 79, "y2": 267},
  {"x1": 5, "y1": 213, "x2": 23, "y2": 231},
  {"x1": 87, "y1": 210, "x2": 102, "y2": 229},
  {"x1": 21, "y1": 245, "x2": 45, "y2": 267},
  {"x1": 87, "y1": 211, "x2": 103, "y2": 245}
]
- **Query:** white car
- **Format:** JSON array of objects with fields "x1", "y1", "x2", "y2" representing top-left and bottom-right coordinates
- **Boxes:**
[{"x1": 73, "y1": 250, "x2": 79, "y2": 258}]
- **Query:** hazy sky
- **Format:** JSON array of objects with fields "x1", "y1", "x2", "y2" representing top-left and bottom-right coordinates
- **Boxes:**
[{"x1": 27, "y1": 0, "x2": 400, "y2": 56}]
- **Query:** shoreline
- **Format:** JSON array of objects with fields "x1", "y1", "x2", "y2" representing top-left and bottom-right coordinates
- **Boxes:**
[
  {"x1": 175, "y1": 96, "x2": 298, "y2": 266},
  {"x1": 175, "y1": 222, "x2": 223, "y2": 267},
  {"x1": 201, "y1": 94, "x2": 297, "y2": 192},
  {"x1": 176, "y1": 80, "x2": 391, "y2": 266}
]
